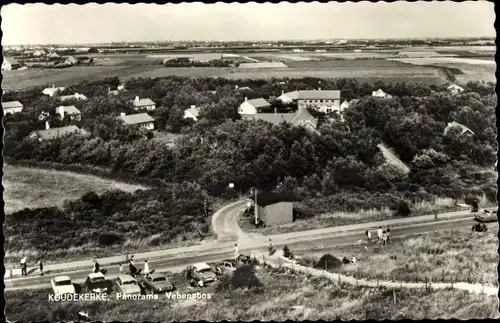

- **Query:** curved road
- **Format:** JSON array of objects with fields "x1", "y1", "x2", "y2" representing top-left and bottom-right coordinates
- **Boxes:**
[{"x1": 5, "y1": 216, "x2": 483, "y2": 291}]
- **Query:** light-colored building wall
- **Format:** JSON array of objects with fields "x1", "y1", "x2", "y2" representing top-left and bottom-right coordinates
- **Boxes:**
[
  {"x1": 238, "y1": 101, "x2": 258, "y2": 115},
  {"x1": 259, "y1": 202, "x2": 293, "y2": 226},
  {"x1": 134, "y1": 105, "x2": 156, "y2": 111},
  {"x1": 4, "y1": 107, "x2": 23, "y2": 115},
  {"x1": 298, "y1": 99, "x2": 341, "y2": 113},
  {"x1": 140, "y1": 122, "x2": 155, "y2": 130}
]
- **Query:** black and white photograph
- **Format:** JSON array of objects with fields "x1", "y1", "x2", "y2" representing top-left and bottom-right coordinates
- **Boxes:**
[{"x1": 2, "y1": 1, "x2": 498, "y2": 321}]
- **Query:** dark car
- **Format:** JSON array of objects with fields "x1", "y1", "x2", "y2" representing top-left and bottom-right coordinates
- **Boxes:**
[{"x1": 138, "y1": 274, "x2": 174, "y2": 293}]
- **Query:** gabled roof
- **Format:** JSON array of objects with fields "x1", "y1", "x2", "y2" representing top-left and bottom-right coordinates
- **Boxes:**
[
  {"x1": 245, "y1": 98, "x2": 271, "y2": 109},
  {"x1": 2, "y1": 101, "x2": 23, "y2": 109},
  {"x1": 34, "y1": 126, "x2": 86, "y2": 140},
  {"x1": 279, "y1": 91, "x2": 299, "y2": 101},
  {"x1": 4, "y1": 57, "x2": 20, "y2": 65},
  {"x1": 297, "y1": 90, "x2": 341, "y2": 100},
  {"x1": 444, "y1": 121, "x2": 475, "y2": 136},
  {"x1": 447, "y1": 84, "x2": 464, "y2": 91},
  {"x1": 59, "y1": 105, "x2": 81, "y2": 114},
  {"x1": 65, "y1": 56, "x2": 78, "y2": 64},
  {"x1": 255, "y1": 192, "x2": 297, "y2": 207},
  {"x1": 242, "y1": 108, "x2": 318, "y2": 129},
  {"x1": 185, "y1": 106, "x2": 200, "y2": 118},
  {"x1": 119, "y1": 113, "x2": 155, "y2": 125},
  {"x1": 372, "y1": 89, "x2": 392, "y2": 97},
  {"x1": 131, "y1": 98, "x2": 156, "y2": 107},
  {"x1": 340, "y1": 100, "x2": 350, "y2": 108}
]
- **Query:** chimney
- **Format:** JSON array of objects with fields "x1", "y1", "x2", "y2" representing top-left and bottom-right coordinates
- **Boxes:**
[
  {"x1": 282, "y1": 90, "x2": 284, "y2": 95},
  {"x1": 120, "y1": 112, "x2": 126, "y2": 117},
  {"x1": 135, "y1": 96, "x2": 139, "y2": 102},
  {"x1": 244, "y1": 97, "x2": 248, "y2": 102},
  {"x1": 45, "y1": 121, "x2": 50, "y2": 130}
]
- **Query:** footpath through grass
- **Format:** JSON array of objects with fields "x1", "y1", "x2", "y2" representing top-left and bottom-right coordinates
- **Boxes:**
[
  {"x1": 6, "y1": 266, "x2": 497, "y2": 321},
  {"x1": 295, "y1": 224, "x2": 499, "y2": 286}
]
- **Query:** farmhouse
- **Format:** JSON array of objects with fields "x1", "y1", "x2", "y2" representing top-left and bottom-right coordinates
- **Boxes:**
[
  {"x1": 2, "y1": 58, "x2": 21, "y2": 71},
  {"x1": 297, "y1": 89, "x2": 342, "y2": 114},
  {"x1": 33, "y1": 50, "x2": 46, "y2": 57},
  {"x1": 2, "y1": 101, "x2": 24, "y2": 115},
  {"x1": 444, "y1": 121, "x2": 475, "y2": 137},
  {"x1": 64, "y1": 56, "x2": 79, "y2": 66},
  {"x1": 47, "y1": 52, "x2": 61, "y2": 58},
  {"x1": 42, "y1": 85, "x2": 66, "y2": 97},
  {"x1": 119, "y1": 112, "x2": 155, "y2": 130},
  {"x1": 29, "y1": 123, "x2": 87, "y2": 141},
  {"x1": 238, "y1": 97, "x2": 271, "y2": 115},
  {"x1": 277, "y1": 90, "x2": 299, "y2": 104},
  {"x1": 184, "y1": 105, "x2": 200, "y2": 121},
  {"x1": 254, "y1": 192, "x2": 296, "y2": 226},
  {"x1": 130, "y1": 96, "x2": 156, "y2": 111},
  {"x1": 191, "y1": 53, "x2": 223, "y2": 62},
  {"x1": 241, "y1": 107, "x2": 318, "y2": 133},
  {"x1": 447, "y1": 84, "x2": 465, "y2": 95},
  {"x1": 56, "y1": 105, "x2": 82, "y2": 121},
  {"x1": 372, "y1": 89, "x2": 393, "y2": 98},
  {"x1": 60, "y1": 93, "x2": 88, "y2": 102}
]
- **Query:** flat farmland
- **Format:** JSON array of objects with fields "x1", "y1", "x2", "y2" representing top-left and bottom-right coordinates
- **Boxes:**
[
  {"x1": 3, "y1": 165, "x2": 146, "y2": 215},
  {"x1": 285, "y1": 59, "x2": 416, "y2": 68}
]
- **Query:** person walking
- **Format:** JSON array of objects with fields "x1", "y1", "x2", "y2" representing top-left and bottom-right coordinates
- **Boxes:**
[
  {"x1": 366, "y1": 230, "x2": 372, "y2": 243},
  {"x1": 128, "y1": 259, "x2": 137, "y2": 276},
  {"x1": 143, "y1": 260, "x2": 150, "y2": 278},
  {"x1": 20, "y1": 255, "x2": 27, "y2": 276},
  {"x1": 93, "y1": 260, "x2": 100, "y2": 274},
  {"x1": 119, "y1": 263, "x2": 123, "y2": 274},
  {"x1": 386, "y1": 226, "x2": 392, "y2": 242},
  {"x1": 234, "y1": 243, "x2": 239, "y2": 259},
  {"x1": 268, "y1": 239, "x2": 274, "y2": 255},
  {"x1": 377, "y1": 226, "x2": 383, "y2": 243},
  {"x1": 382, "y1": 231, "x2": 388, "y2": 246},
  {"x1": 39, "y1": 260, "x2": 44, "y2": 276}
]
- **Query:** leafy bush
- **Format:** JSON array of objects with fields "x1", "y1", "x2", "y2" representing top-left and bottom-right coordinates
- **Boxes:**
[
  {"x1": 98, "y1": 232, "x2": 124, "y2": 246},
  {"x1": 230, "y1": 265, "x2": 263, "y2": 291},
  {"x1": 394, "y1": 201, "x2": 411, "y2": 216}
]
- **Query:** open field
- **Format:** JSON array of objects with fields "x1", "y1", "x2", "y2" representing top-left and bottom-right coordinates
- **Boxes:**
[
  {"x1": 295, "y1": 224, "x2": 499, "y2": 286},
  {"x1": 3, "y1": 164, "x2": 146, "y2": 215},
  {"x1": 285, "y1": 58, "x2": 417, "y2": 69},
  {"x1": 5, "y1": 266, "x2": 498, "y2": 321}
]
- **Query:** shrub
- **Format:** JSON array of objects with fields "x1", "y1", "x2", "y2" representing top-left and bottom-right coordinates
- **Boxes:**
[
  {"x1": 98, "y1": 232, "x2": 124, "y2": 246},
  {"x1": 394, "y1": 201, "x2": 411, "y2": 216},
  {"x1": 314, "y1": 254, "x2": 343, "y2": 270},
  {"x1": 230, "y1": 265, "x2": 263, "y2": 291}
]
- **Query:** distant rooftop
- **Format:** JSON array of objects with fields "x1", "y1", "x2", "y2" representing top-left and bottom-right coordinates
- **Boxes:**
[
  {"x1": 131, "y1": 98, "x2": 155, "y2": 107},
  {"x1": 297, "y1": 90, "x2": 341, "y2": 100},
  {"x1": 246, "y1": 98, "x2": 271, "y2": 109},
  {"x1": 2, "y1": 101, "x2": 23, "y2": 109},
  {"x1": 119, "y1": 113, "x2": 155, "y2": 125},
  {"x1": 34, "y1": 125, "x2": 86, "y2": 140}
]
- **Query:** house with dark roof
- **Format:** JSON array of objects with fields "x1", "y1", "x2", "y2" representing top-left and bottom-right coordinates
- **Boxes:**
[
  {"x1": 56, "y1": 105, "x2": 81, "y2": 121},
  {"x1": 238, "y1": 97, "x2": 271, "y2": 115},
  {"x1": 184, "y1": 105, "x2": 201, "y2": 121},
  {"x1": 2, "y1": 101, "x2": 24, "y2": 115},
  {"x1": 2, "y1": 57, "x2": 21, "y2": 71},
  {"x1": 297, "y1": 89, "x2": 342, "y2": 114},
  {"x1": 253, "y1": 191, "x2": 296, "y2": 226},
  {"x1": 119, "y1": 112, "x2": 155, "y2": 130},
  {"x1": 130, "y1": 96, "x2": 156, "y2": 111},
  {"x1": 29, "y1": 123, "x2": 87, "y2": 141},
  {"x1": 444, "y1": 121, "x2": 475, "y2": 137}
]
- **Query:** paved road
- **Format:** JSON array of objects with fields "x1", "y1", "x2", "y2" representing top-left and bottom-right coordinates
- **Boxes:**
[{"x1": 5, "y1": 217, "x2": 478, "y2": 291}]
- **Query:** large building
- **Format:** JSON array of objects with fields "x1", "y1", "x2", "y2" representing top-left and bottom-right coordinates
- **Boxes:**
[
  {"x1": 119, "y1": 112, "x2": 155, "y2": 130},
  {"x1": 297, "y1": 90, "x2": 342, "y2": 114},
  {"x1": 2, "y1": 101, "x2": 24, "y2": 115},
  {"x1": 254, "y1": 192, "x2": 295, "y2": 226}
]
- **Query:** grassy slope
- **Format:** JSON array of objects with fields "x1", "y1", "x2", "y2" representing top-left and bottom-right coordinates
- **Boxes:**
[
  {"x1": 295, "y1": 224, "x2": 499, "y2": 286},
  {"x1": 3, "y1": 165, "x2": 147, "y2": 215},
  {"x1": 5, "y1": 267, "x2": 498, "y2": 321}
]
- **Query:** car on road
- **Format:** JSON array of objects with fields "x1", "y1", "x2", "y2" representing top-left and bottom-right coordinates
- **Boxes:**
[
  {"x1": 137, "y1": 273, "x2": 174, "y2": 293},
  {"x1": 186, "y1": 263, "x2": 217, "y2": 286},
  {"x1": 213, "y1": 261, "x2": 237, "y2": 275},
  {"x1": 115, "y1": 274, "x2": 141, "y2": 296},
  {"x1": 474, "y1": 213, "x2": 498, "y2": 223},
  {"x1": 85, "y1": 272, "x2": 109, "y2": 294},
  {"x1": 51, "y1": 275, "x2": 76, "y2": 295}
]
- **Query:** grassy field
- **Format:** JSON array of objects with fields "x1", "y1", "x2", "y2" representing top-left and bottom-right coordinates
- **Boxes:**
[
  {"x1": 295, "y1": 224, "x2": 499, "y2": 286},
  {"x1": 285, "y1": 58, "x2": 418, "y2": 68},
  {"x1": 5, "y1": 266, "x2": 498, "y2": 321},
  {"x1": 239, "y1": 197, "x2": 471, "y2": 235},
  {"x1": 3, "y1": 165, "x2": 146, "y2": 215}
]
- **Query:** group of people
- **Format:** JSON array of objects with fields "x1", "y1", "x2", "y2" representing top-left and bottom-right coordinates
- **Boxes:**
[
  {"x1": 19, "y1": 256, "x2": 44, "y2": 276},
  {"x1": 365, "y1": 226, "x2": 392, "y2": 245}
]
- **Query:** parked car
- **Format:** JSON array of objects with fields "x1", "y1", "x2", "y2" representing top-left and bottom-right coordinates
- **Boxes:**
[
  {"x1": 51, "y1": 275, "x2": 76, "y2": 295},
  {"x1": 137, "y1": 273, "x2": 174, "y2": 293},
  {"x1": 85, "y1": 272, "x2": 108, "y2": 293},
  {"x1": 186, "y1": 263, "x2": 217, "y2": 286},
  {"x1": 474, "y1": 212, "x2": 498, "y2": 223},
  {"x1": 214, "y1": 261, "x2": 237, "y2": 275},
  {"x1": 115, "y1": 274, "x2": 141, "y2": 296}
]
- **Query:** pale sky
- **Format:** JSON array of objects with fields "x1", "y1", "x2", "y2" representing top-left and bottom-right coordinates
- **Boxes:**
[{"x1": 1, "y1": 2, "x2": 495, "y2": 45}]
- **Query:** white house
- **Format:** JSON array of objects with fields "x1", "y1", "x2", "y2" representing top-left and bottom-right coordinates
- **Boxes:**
[
  {"x1": 238, "y1": 97, "x2": 271, "y2": 115},
  {"x1": 130, "y1": 96, "x2": 156, "y2": 111},
  {"x1": 340, "y1": 100, "x2": 350, "y2": 111},
  {"x1": 184, "y1": 105, "x2": 200, "y2": 121},
  {"x1": 60, "y1": 93, "x2": 88, "y2": 102},
  {"x1": 42, "y1": 85, "x2": 66, "y2": 97},
  {"x1": 277, "y1": 90, "x2": 299, "y2": 104},
  {"x1": 2, "y1": 58, "x2": 21, "y2": 71},
  {"x1": 56, "y1": 105, "x2": 82, "y2": 121},
  {"x1": 119, "y1": 112, "x2": 155, "y2": 130},
  {"x1": 297, "y1": 89, "x2": 341, "y2": 114},
  {"x1": 444, "y1": 121, "x2": 475, "y2": 137},
  {"x1": 372, "y1": 89, "x2": 393, "y2": 98},
  {"x1": 2, "y1": 101, "x2": 24, "y2": 115},
  {"x1": 33, "y1": 50, "x2": 47, "y2": 57},
  {"x1": 447, "y1": 84, "x2": 465, "y2": 95}
]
